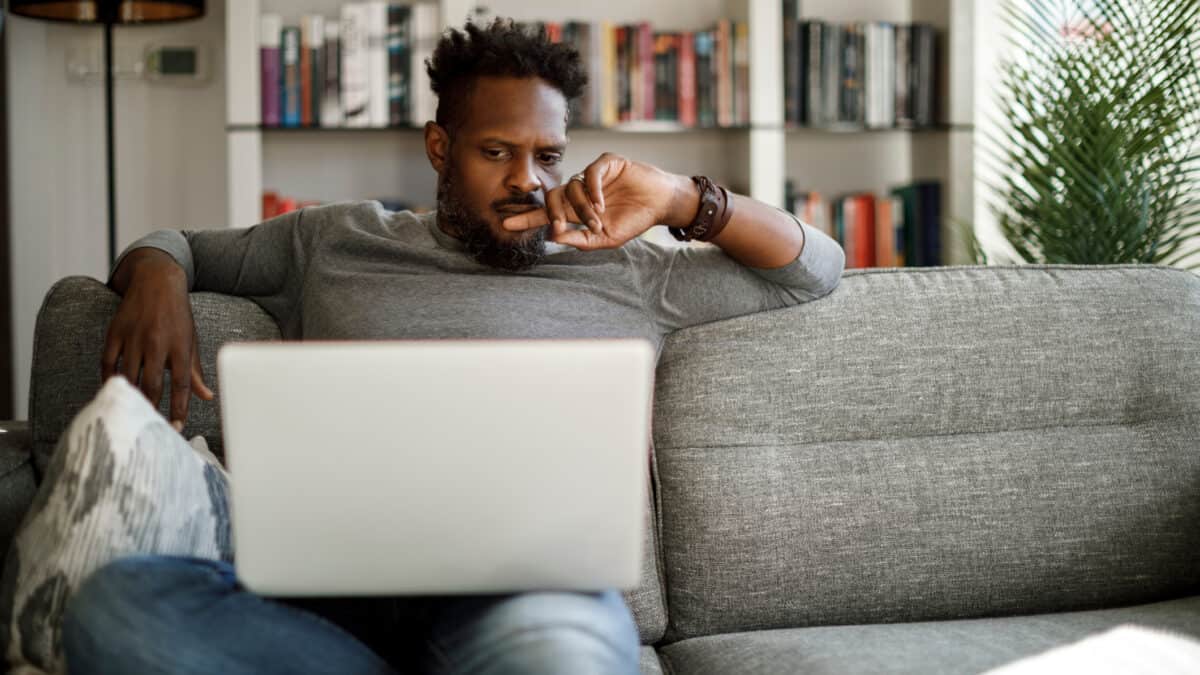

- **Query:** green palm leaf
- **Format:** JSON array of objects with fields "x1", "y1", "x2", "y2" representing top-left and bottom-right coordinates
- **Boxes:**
[{"x1": 986, "y1": 0, "x2": 1200, "y2": 269}]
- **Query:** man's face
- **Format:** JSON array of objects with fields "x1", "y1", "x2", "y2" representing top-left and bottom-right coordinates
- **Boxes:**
[{"x1": 435, "y1": 76, "x2": 568, "y2": 271}]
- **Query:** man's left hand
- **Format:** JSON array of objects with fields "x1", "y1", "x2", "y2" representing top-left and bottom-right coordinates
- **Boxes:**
[{"x1": 500, "y1": 153, "x2": 694, "y2": 250}]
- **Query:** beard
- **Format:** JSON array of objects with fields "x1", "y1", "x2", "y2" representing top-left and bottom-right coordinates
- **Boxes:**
[{"x1": 437, "y1": 160, "x2": 548, "y2": 272}]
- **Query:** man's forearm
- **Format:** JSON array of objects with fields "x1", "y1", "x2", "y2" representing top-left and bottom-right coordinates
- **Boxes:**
[
  {"x1": 662, "y1": 174, "x2": 805, "y2": 269},
  {"x1": 109, "y1": 248, "x2": 187, "y2": 296}
]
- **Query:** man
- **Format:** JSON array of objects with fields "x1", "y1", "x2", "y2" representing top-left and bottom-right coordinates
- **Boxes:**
[{"x1": 61, "y1": 19, "x2": 844, "y2": 675}]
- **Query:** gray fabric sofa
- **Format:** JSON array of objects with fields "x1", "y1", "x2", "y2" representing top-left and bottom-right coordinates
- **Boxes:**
[{"x1": 1, "y1": 263, "x2": 1198, "y2": 674}]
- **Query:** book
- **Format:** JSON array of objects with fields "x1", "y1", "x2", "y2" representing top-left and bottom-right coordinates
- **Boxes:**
[
  {"x1": 783, "y1": 9, "x2": 800, "y2": 124},
  {"x1": 803, "y1": 21, "x2": 824, "y2": 126},
  {"x1": 616, "y1": 26, "x2": 631, "y2": 122},
  {"x1": 851, "y1": 193, "x2": 877, "y2": 268},
  {"x1": 913, "y1": 24, "x2": 937, "y2": 126},
  {"x1": 716, "y1": 19, "x2": 732, "y2": 127},
  {"x1": 300, "y1": 15, "x2": 324, "y2": 127},
  {"x1": 892, "y1": 184, "x2": 923, "y2": 265},
  {"x1": 601, "y1": 21, "x2": 618, "y2": 126},
  {"x1": 733, "y1": 21, "x2": 750, "y2": 125},
  {"x1": 366, "y1": 1, "x2": 389, "y2": 127},
  {"x1": 678, "y1": 31, "x2": 697, "y2": 127},
  {"x1": 653, "y1": 33, "x2": 678, "y2": 121},
  {"x1": 386, "y1": 4, "x2": 410, "y2": 127},
  {"x1": 320, "y1": 21, "x2": 342, "y2": 127},
  {"x1": 875, "y1": 195, "x2": 895, "y2": 267},
  {"x1": 821, "y1": 24, "x2": 841, "y2": 125},
  {"x1": 639, "y1": 22, "x2": 655, "y2": 121},
  {"x1": 916, "y1": 181, "x2": 942, "y2": 265},
  {"x1": 340, "y1": 4, "x2": 371, "y2": 127},
  {"x1": 694, "y1": 30, "x2": 716, "y2": 128},
  {"x1": 280, "y1": 26, "x2": 301, "y2": 128},
  {"x1": 895, "y1": 25, "x2": 912, "y2": 126},
  {"x1": 259, "y1": 14, "x2": 282, "y2": 127}
]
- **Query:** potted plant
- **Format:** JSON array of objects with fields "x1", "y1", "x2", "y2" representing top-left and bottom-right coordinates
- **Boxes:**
[{"x1": 979, "y1": 0, "x2": 1200, "y2": 269}]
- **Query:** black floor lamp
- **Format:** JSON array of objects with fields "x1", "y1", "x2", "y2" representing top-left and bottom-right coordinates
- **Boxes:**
[{"x1": 8, "y1": 0, "x2": 205, "y2": 265}]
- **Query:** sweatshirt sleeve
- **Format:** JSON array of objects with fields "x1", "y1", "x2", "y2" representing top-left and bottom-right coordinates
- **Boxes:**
[
  {"x1": 625, "y1": 218, "x2": 845, "y2": 333},
  {"x1": 108, "y1": 207, "x2": 320, "y2": 327}
]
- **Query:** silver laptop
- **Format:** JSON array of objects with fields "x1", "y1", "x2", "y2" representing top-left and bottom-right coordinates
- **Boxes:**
[{"x1": 216, "y1": 339, "x2": 655, "y2": 596}]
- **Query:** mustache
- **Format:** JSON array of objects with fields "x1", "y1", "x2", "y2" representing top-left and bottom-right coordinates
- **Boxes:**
[{"x1": 492, "y1": 195, "x2": 545, "y2": 210}]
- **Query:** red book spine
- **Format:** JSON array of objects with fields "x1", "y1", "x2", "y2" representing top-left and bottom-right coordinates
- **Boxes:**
[
  {"x1": 640, "y1": 22, "x2": 655, "y2": 121},
  {"x1": 679, "y1": 31, "x2": 696, "y2": 127},
  {"x1": 855, "y1": 195, "x2": 877, "y2": 268},
  {"x1": 300, "y1": 37, "x2": 313, "y2": 126},
  {"x1": 262, "y1": 191, "x2": 279, "y2": 220}
]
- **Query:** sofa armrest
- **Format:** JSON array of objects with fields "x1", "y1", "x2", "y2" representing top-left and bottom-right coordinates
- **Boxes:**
[
  {"x1": 0, "y1": 421, "x2": 31, "y2": 458},
  {"x1": 0, "y1": 420, "x2": 36, "y2": 563}
]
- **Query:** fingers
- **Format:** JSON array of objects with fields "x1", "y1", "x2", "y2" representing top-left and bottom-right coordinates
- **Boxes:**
[
  {"x1": 565, "y1": 179, "x2": 603, "y2": 235},
  {"x1": 101, "y1": 330, "x2": 121, "y2": 382},
  {"x1": 585, "y1": 161, "x2": 608, "y2": 214},
  {"x1": 500, "y1": 208, "x2": 550, "y2": 232},
  {"x1": 169, "y1": 350, "x2": 192, "y2": 432},
  {"x1": 545, "y1": 187, "x2": 582, "y2": 239},
  {"x1": 120, "y1": 342, "x2": 142, "y2": 387},
  {"x1": 140, "y1": 351, "x2": 165, "y2": 410}
]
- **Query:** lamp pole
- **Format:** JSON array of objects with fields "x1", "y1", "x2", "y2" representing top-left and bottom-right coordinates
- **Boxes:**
[{"x1": 102, "y1": 1, "x2": 117, "y2": 265}]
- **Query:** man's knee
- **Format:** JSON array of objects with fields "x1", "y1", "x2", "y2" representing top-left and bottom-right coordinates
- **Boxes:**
[
  {"x1": 438, "y1": 590, "x2": 639, "y2": 675},
  {"x1": 484, "y1": 622, "x2": 638, "y2": 674},
  {"x1": 62, "y1": 555, "x2": 231, "y2": 673}
]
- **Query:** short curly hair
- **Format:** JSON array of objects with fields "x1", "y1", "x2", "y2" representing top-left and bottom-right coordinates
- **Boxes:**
[{"x1": 427, "y1": 18, "x2": 588, "y2": 133}]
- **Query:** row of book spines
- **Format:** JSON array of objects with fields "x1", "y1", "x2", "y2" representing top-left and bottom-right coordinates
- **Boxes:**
[
  {"x1": 783, "y1": 20, "x2": 939, "y2": 128},
  {"x1": 791, "y1": 182, "x2": 943, "y2": 268},
  {"x1": 500, "y1": 20, "x2": 750, "y2": 128},
  {"x1": 261, "y1": 4, "x2": 438, "y2": 129}
]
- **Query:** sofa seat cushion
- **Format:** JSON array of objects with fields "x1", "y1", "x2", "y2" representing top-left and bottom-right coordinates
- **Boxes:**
[
  {"x1": 657, "y1": 595, "x2": 1200, "y2": 675},
  {"x1": 640, "y1": 645, "x2": 663, "y2": 675}
]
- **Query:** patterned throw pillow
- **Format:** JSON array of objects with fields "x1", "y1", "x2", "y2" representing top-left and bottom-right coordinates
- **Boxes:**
[{"x1": 0, "y1": 376, "x2": 233, "y2": 675}]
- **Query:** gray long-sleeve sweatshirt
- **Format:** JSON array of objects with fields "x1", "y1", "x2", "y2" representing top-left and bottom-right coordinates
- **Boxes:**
[{"x1": 113, "y1": 200, "x2": 845, "y2": 346}]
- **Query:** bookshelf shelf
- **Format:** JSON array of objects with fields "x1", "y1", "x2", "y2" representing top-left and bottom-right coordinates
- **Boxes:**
[
  {"x1": 786, "y1": 123, "x2": 974, "y2": 134},
  {"x1": 226, "y1": 0, "x2": 975, "y2": 264},
  {"x1": 234, "y1": 123, "x2": 975, "y2": 134}
]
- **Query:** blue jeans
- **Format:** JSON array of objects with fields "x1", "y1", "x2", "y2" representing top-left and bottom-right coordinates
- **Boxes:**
[{"x1": 61, "y1": 555, "x2": 639, "y2": 675}]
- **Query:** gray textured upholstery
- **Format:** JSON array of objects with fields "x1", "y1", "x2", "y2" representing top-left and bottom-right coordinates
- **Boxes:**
[
  {"x1": 639, "y1": 645, "x2": 663, "y2": 675},
  {"x1": 657, "y1": 595, "x2": 1200, "y2": 675},
  {"x1": 15, "y1": 265, "x2": 1200, "y2": 672},
  {"x1": 29, "y1": 276, "x2": 282, "y2": 475},
  {"x1": 0, "y1": 423, "x2": 35, "y2": 566},
  {"x1": 652, "y1": 265, "x2": 1200, "y2": 641}
]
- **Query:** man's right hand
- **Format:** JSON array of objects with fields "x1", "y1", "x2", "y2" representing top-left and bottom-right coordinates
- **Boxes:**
[{"x1": 102, "y1": 248, "x2": 215, "y2": 432}]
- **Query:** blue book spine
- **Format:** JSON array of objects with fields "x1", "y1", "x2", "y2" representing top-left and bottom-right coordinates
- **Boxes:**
[{"x1": 281, "y1": 26, "x2": 302, "y2": 127}]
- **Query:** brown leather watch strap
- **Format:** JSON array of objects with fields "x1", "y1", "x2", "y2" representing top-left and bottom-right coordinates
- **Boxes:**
[{"x1": 669, "y1": 176, "x2": 728, "y2": 242}]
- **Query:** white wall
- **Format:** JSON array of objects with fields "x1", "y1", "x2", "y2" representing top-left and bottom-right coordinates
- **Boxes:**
[{"x1": 6, "y1": 3, "x2": 228, "y2": 419}]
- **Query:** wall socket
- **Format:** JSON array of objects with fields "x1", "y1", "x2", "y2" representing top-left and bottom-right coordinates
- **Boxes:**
[
  {"x1": 66, "y1": 43, "x2": 145, "y2": 81},
  {"x1": 66, "y1": 42, "x2": 210, "y2": 84}
]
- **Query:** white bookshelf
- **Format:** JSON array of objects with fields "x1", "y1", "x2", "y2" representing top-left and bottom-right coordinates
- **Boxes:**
[{"x1": 224, "y1": 0, "x2": 975, "y2": 264}]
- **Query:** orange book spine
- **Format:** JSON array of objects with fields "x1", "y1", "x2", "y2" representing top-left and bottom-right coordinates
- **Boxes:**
[
  {"x1": 856, "y1": 195, "x2": 877, "y2": 268},
  {"x1": 299, "y1": 27, "x2": 313, "y2": 127},
  {"x1": 876, "y1": 197, "x2": 895, "y2": 267}
]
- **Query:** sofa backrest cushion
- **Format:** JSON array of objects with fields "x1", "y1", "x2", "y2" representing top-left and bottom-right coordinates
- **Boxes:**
[
  {"x1": 28, "y1": 276, "x2": 668, "y2": 644},
  {"x1": 29, "y1": 277, "x2": 282, "y2": 475},
  {"x1": 652, "y1": 265, "x2": 1200, "y2": 642}
]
